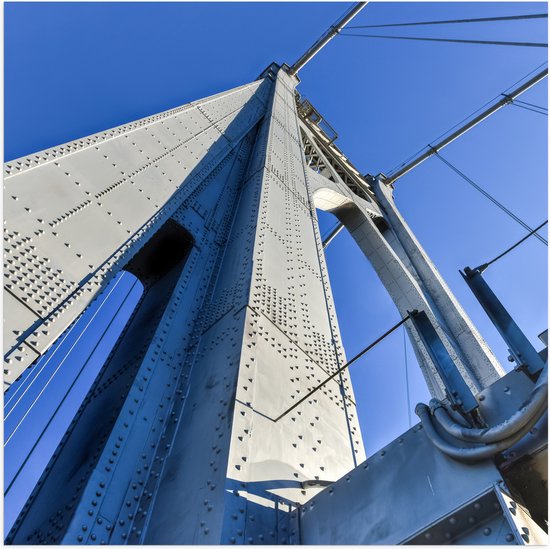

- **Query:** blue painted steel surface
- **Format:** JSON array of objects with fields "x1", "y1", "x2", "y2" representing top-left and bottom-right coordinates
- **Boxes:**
[
  {"x1": 409, "y1": 310, "x2": 479, "y2": 414},
  {"x1": 462, "y1": 267, "x2": 546, "y2": 376}
]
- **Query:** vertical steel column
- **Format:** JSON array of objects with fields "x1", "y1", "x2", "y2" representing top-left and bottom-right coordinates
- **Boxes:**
[
  {"x1": 462, "y1": 267, "x2": 545, "y2": 376},
  {"x1": 409, "y1": 310, "x2": 478, "y2": 414},
  {"x1": 141, "y1": 66, "x2": 364, "y2": 544},
  {"x1": 306, "y1": 166, "x2": 480, "y2": 399},
  {"x1": 373, "y1": 176, "x2": 505, "y2": 389},
  {"x1": 5, "y1": 71, "x2": 275, "y2": 545}
]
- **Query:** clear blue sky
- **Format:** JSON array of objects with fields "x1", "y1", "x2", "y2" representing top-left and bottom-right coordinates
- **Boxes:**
[{"x1": 4, "y1": 1, "x2": 548, "y2": 526}]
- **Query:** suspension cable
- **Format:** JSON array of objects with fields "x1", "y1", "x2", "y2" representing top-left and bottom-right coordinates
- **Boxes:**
[
  {"x1": 339, "y1": 33, "x2": 548, "y2": 48},
  {"x1": 426, "y1": 62, "x2": 548, "y2": 147},
  {"x1": 274, "y1": 313, "x2": 413, "y2": 422},
  {"x1": 385, "y1": 61, "x2": 548, "y2": 176},
  {"x1": 433, "y1": 150, "x2": 548, "y2": 246},
  {"x1": 476, "y1": 220, "x2": 548, "y2": 272},
  {"x1": 320, "y1": 221, "x2": 341, "y2": 243},
  {"x1": 384, "y1": 67, "x2": 548, "y2": 182},
  {"x1": 4, "y1": 273, "x2": 128, "y2": 423},
  {"x1": 5, "y1": 277, "x2": 141, "y2": 495},
  {"x1": 5, "y1": 274, "x2": 140, "y2": 451},
  {"x1": 509, "y1": 101, "x2": 548, "y2": 116},
  {"x1": 288, "y1": 2, "x2": 367, "y2": 76},
  {"x1": 346, "y1": 13, "x2": 548, "y2": 29},
  {"x1": 322, "y1": 222, "x2": 345, "y2": 248},
  {"x1": 502, "y1": 93, "x2": 548, "y2": 115},
  {"x1": 510, "y1": 97, "x2": 548, "y2": 111},
  {"x1": 323, "y1": 81, "x2": 548, "y2": 250}
]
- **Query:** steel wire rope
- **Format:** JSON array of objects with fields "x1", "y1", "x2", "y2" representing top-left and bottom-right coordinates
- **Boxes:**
[
  {"x1": 385, "y1": 61, "x2": 548, "y2": 177},
  {"x1": 387, "y1": 145, "x2": 429, "y2": 177},
  {"x1": 430, "y1": 62, "x2": 548, "y2": 144},
  {"x1": 501, "y1": 61, "x2": 548, "y2": 93},
  {"x1": 509, "y1": 101, "x2": 548, "y2": 116},
  {"x1": 320, "y1": 220, "x2": 342, "y2": 242},
  {"x1": 339, "y1": 33, "x2": 548, "y2": 48},
  {"x1": 3, "y1": 293, "x2": 110, "y2": 411},
  {"x1": 476, "y1": 220, "x2": 548, "y2": 271},
  {"x1": 4, "y1": 273, "x2": 128, "y2": 419},
  {"x1": 432, "y1": 150, "x2": 548, "y2": 246},
  {"x1": 512, "y1": 98, "x2": 548, "y2": 111},
  {"x1": 346, "y1": 13, "x2": 548, "y2": 29},
  {"x1": 5, "y1": 276, "x2": 141, "y2": 495},
  {"x1": 4, "y1": 273, "x2": 130, "y2": 442},
  {"x1": 275, "y1": 314, "x2": 413, "y2": 422}
]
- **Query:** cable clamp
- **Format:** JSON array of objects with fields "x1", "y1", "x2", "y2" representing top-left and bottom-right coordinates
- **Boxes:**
[{"x1": 501, "y1": 93, "x2": 514, "y2": 105}]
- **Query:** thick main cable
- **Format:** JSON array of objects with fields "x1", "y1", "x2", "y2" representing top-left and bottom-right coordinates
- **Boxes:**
[
  {"x1": 288, "y1": 2, "x2": 367, "y2": 76},
  {"x1": 346, "y1": 13, "x2": 548, "y2": 29},
  {"x1": 386, "y1": 63, "x2": 548, "y2": 178},
  {"x1": 340, "y1": 33, "x2": 547, "y2": 48},
  {"x1": 433, "y1": 151, "x2": 548, "y2": 246}
]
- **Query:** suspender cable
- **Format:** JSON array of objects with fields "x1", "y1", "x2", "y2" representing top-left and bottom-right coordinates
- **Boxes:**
[
  {"x1": 4, "y1": 273, "x2": 128, "y2": 422},
  {"x1": 346, "y1": 13, "x2": 548, "y2": 29},
  {"x1": 340, "y1": 33, "x2": 547, "y2": 49},
  {"x1": 274, "y1": 313, "x2": 412, "y2": 422},
  {"x1": 322, "y1": 222, "x2": 345, "y2": 248},
  {"x1": 287, "y1": 2, "x2": 368, "y2": 76},
  {"x1": 320, "y1": 221, "x2": 341, "y2": 241},
  {"x1": 5, "y1": 273, "x2": 137, "y2": 446},
  {"x1": 384, "y1": 68, "x2": 548, "y2": 183},
  {"x1": 508, "y1": 101, "x2": 548, "y2": 116},
  {"x1": 311, "y1": 53, "x2": 547, "y2": 252},
  {"x1": 507, "y1": 97, "x2": 548, "y2": 112},
  {"x1": 5, "y1": 277, "x2": 141, "y2": 495},
  {"x1": 433, "y1": 151, "x2": 548, "y2": 246},
  {"x1": 476, "y1": 220, "x2": 548, "y2": 272}
]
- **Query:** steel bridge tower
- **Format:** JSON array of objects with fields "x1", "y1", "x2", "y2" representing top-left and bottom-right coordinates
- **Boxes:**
[{"x1": 4, "y1": 6, "x2": 548, "y2": 545}]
